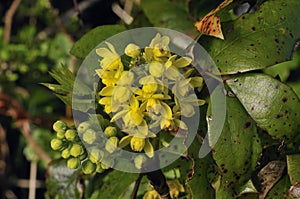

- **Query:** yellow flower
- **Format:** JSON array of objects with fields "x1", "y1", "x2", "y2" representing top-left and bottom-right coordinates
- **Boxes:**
[
  {"x1": 119, "y1": 134, "x2": 154, "y2": 158},
  {"x1": 130, "y1": 137, "x2": 145, "y2": 152},
  {"x1": 96, "y1": 42, "x2": 124, "y2": 86},
  {"x1": 149, "y1": 61, "x2": 165, "y2": 78},
  {"x1": 143, "y1": 190, "x2": 160, "y2": 199},
  {"x1": 143, "y1": 33, "x2": 171, "y2": 62},
  {"x1": 110, "y1": 95, "x2": 145, "y2": 127},
  {"x1": 149, "y1": 33, "x2": 171, "y2": 58},
  {"x1": 148, "y1": 101, "x2": 174, "y2": 130},
  {"x1": 98, "y1": 86, "x2": 114, "y2": 114},
  {"x1": 167, "y1": 180, "x2": 185, "y2": 198},
  {"x1": 96, "y1": 42, "x2": 122, "y2": 71}
]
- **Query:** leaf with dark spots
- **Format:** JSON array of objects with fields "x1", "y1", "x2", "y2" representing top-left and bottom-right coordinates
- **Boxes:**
[
  {"x1": 209, "y1": 93, "x2": 261, "y2": 198},
  {"x1": 265, "y1": 175, "x2": 290, "y2": 199},
  {"x1": 226, "y1": 74, "x2": 300, "y2": 140},
  {"x1": 258, "y1": 161, "x2": 286, "y2": 199},
  {"x1": 200, "y1": 0, "x2": 300, "y2": 74},
  {"x1": 185, "y1": 139, "x2": 215, "y2": 199}
]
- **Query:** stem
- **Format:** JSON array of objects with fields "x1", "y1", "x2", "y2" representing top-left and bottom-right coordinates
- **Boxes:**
[
  {"x1": 145, "y1": 169, "x2": 170, "y2": 199},
  {"x1": 204, "y1": 71, "x2": 223, "y2": 83},
  {"x1": 130, "y1": 173, "x2": 144, "y2": 199},
  {"x1": 185, "y1": 33, "x2": 203, "y2": 52}
]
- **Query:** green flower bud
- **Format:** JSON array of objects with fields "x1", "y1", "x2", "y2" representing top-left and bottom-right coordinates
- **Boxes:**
[
  {"x1": 100, "y1": 162, "x2": 110, "y2": 170},
  {"x1": 56, "y1": 131, "x2": 65, "y2": 139},
  {"x1": 134, "y1": 155, "x2": 146, "y2": 169},
  {"x1": 104, "y1": 126, "x2": 117, "y2": 137},
  {"x1": 61, "y1": 148, "x2": 71, "y2": 159},
  {"x1": 65, "y1": 129, "x2": 77, "y2": 141},
  {"x1": 79, "y1": 152, "x2": 88, "y2": 161},
  {"x1": 70, "y1": 143, "x2": 84, "y2": 157},
  {"x1": 53, "y1": 120, "x2": 67, "y2": 132},
  {"x1": 77, "y1": 121, "x2": 91, "y2": 134},
  {"x1": 89, "y1": 148, "x2": 103, "y2": 163},
  {"x1": 105, "y1": 136, "x2": 119, "y2": 153},
  {"x1": 67, "y1": 157, "x2": 80, "y2": 169},
  {"x1": 50, "y1": 138, "x2": 64, "y2": 151},
  {"x1": 82, "y1": 129, "x2": 97, "y2": 144},
  {"x1": 82, "y1": 160, "x2": 96, "y2": 174},
  {"x1": 96, "y1": 163, "x2": 104, "y2": 173},
  {"x1": 130, "y1": 137, "x2": 145, "y2": 152}
]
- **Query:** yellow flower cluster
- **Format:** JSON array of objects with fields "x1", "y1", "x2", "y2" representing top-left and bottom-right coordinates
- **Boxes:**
[{"x1": 96, "y1": 33, "x2": 205, "y2": 157}]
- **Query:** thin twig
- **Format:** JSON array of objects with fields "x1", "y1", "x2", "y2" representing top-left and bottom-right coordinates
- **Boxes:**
[
  {"x1": 3, "y1": 0, "x2": 22, "y2": 43},
  {"x1": 130, "y1": 173, "x2": 144, "y2": 199}
]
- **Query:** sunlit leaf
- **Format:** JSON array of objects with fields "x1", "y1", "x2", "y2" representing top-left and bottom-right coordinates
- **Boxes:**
[{"x1": 226, "y1": 74, "x2": 300, "y2": 140}]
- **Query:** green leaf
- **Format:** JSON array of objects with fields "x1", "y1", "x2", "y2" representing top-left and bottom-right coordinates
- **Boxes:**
[
  {"x1": 140, "y1": 0, "x2": 196, "y2": 35},
  {"x1": 186, "y1": 139, "x2": 215, "y2": 199},
  {"x1": 265, "y1": 175, "x2": 290, "y2": 198},
  {"x1": 287, "y1": 154, "x2": 300, "y2": 185},
  {"x1": 210, "y1": 95, "x2": 261, "y2": 198},
  {"x1": 55, "y1": 94, "x2": 72, "y2": 106},
  {"x1": 45, "y1": 159, "x2": 83, "y2": 199},
  {"x1": 40, "y1": 83, "x2": 70, "y2": 95},
  {"x1": 90, "y1": 170, "x2": 138, "y2": 199},
  {"x1": 70, "y1": 25, "x2": 126, "y2": 59},
  {"x1": 226, "y1": 73, "x2": 300, "y2": 140},
  {"x1": 201, "y1": 0, "x2": 300, "y2": 74}
]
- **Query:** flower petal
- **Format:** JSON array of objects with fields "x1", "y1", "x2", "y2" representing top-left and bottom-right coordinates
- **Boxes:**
[
  {"x1": 119, "y1": 135, "x2": 132, "y2": 148},
  {"x1": 99, "y1": 86, "x2": 114, "y2": 96},
  {"x1": 144, "y1": 139, "x2": 154, "y2": 158}
]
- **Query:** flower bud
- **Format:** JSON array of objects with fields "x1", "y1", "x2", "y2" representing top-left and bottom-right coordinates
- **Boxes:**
[
  {"x1": 79, "y1": 152, "x2": 88, "y2": 161},
  {"x1": 70, "y1": 143, "x2": 84, "y2": 157},
  {"x1": 89, "y1": 148, "x2": 103, "y2": 163},
  {"x1": 130, "y1": 137, "x2": 145, "y2": 152},
  {"x1": 96, "y1": 163, "x2": 104, "y2": 173},
  {"x1": 50, "y1": 138, "x2": 64, "y2": 151},
  {"x1": 53, "y1": 120, "x2": 67, "y2": 132},
  {"x1": 82, "y1": 129, "x2": 97, "y2": 145},
  {"x1": 56, "y1": 131, "x2": 65, "y2": 139},
  {"x1": 67, "y1": 157, "x2": 80, "y2": 169},
  {"x1": 77, "y1": 121, "x2": 91, "y2": 134},
  {"x1": 104, "y1": 126, "x2": 117, "y2": 138},
  {"x1": 100, "y1": 162, "x2": 110, "y2": 170},
  {"x1": 65, "y1": 129, "x2": 77, "y2": 141},
  {"x1": 105, "y1": 136, "x2": 119, "y2": 153},
  {"x1": 61, "y1": 148, "x2": 71, "y2": 159},
  {"x1": 125, "y1": 43, "x2": 140, "y2": 58},
  {"x1": 134, "y1": 155, "x2": 146, "y2": 169},
  {"x1": 82, "y1": 160, "x2": 96, "y2": 174}
]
